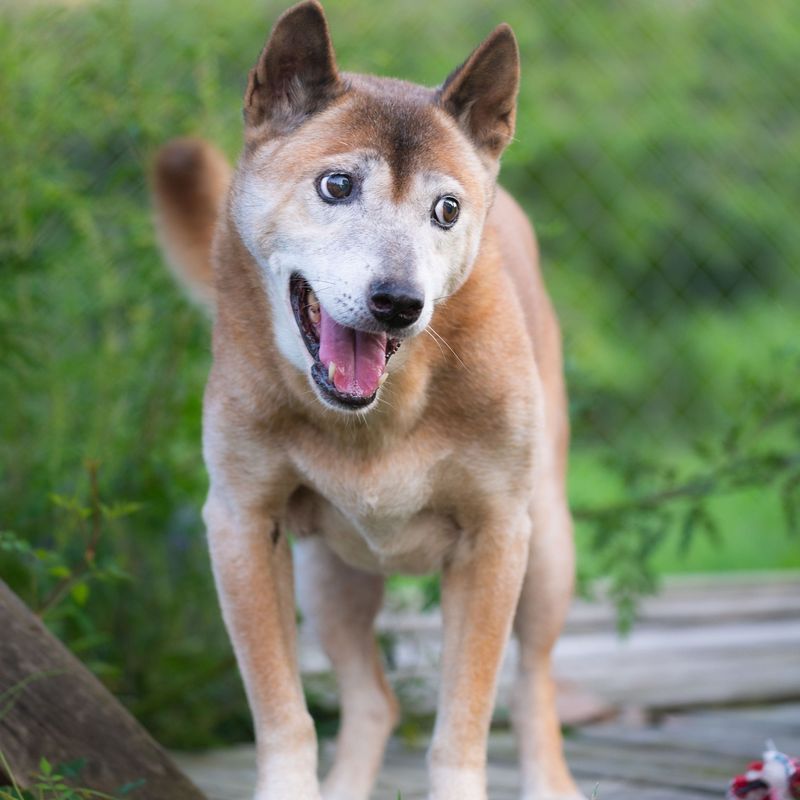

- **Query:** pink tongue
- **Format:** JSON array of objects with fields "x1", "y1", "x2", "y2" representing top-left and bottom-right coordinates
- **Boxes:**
[{"x1": 318, "y1": 305, "x2": 387, "y2": 397}]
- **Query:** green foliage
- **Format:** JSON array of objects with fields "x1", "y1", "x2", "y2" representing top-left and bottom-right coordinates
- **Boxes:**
[
  {"x1": 1, "y1": 0, "x2": 798, "y2": 747},
  {"x1": 574, "y1": 349, "x2": 800, "y2": 630},
  {"x1": 0, "y1": 752, "x2": 141, "y2": 800},
  {"x1": 1, "y1": 462, "x2": 134, "y2": 624}
]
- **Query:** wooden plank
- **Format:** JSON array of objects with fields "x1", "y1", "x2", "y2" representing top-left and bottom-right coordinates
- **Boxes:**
[
  {"x1": 182, "y1": 573, "x2": 800, "y2": 799},
  {"x1": 314, "y1": 583, "x2": 800, "y2": 717},
  {"x1": 176, "y1": 707, "x2": 794, "y2": 798},
  {"x1": 0, "y1": 581, "x2": 206, "y2": 799},
  {"x1": 582, "y1": 783, "x2": 713, "y2": 800},
  {"x1": 173, "y1": 746, "x2": 254, "y2": 800},
  {"x1": 556, "y1": 649, "x2": 800, "y2": 709},
  {"x1": 571, "y1": 708, "x2": 800, "y2": 772},
  {"x1": 354, "y1": 621, "x2": 800, "y2": 715},
  {"x1": 562, "y1": 740, "x2": 736, "y2": 794},
  {"x1": 486, "y1": 730, "x2": 734, "y2": 795},
  {"x1": 553, "y1": 620, "x2": 800, "y2": 662},
  {"x1": 714, "y1": 703, "x2": 800, "y2": 730},
  {"x1": 175, "y1": 741, "x2": 718, "y2": 800},
  {"x1": 377, "y1": 573, "x2": 800, "y2": 635}
]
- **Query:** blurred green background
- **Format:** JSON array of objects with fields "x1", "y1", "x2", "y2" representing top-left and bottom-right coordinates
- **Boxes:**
[{"x1": 1, "y1": 0, "x2": 798, "y2": 747}]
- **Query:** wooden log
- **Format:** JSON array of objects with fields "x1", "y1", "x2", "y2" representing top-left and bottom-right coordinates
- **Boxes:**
[{"x1": 0, "y1": 580, "x2": 206, "y2": 798}]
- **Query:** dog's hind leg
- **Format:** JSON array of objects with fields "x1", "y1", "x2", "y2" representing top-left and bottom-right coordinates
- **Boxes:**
[
  {"x1": 512, "y1": 471, "x2": 586, "y2": 800},
  {"x1": 295, "y1": 538, "x2": 399, "y2": 800}
]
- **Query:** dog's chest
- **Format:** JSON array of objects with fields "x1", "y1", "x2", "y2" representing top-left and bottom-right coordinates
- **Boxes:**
[{"x1": 286, "y1": 437, "x2": 461, "y2": 573}]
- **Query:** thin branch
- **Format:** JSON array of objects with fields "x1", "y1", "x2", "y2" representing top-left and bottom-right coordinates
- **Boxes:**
[
  {"x1": 573, "y1": 451, "x2": 800, "y2": 522},
  {"x1": 36, "y1": 461, "x2": 106, "y2": 618}
]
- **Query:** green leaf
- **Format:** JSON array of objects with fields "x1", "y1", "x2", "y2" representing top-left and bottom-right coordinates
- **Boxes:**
[
  {"x1": 38, "y1": 758, "x2": 51, "y2": 776},
  {"x1": 0, "y1": 790, "x2": 35, "y2": 800},
  {"x1": 117, "y1": 778, "x2": 146, "y2": 795},
  {"x1": 0, "y1": 532, "x2": 32, "y2": 555},
  {"x1": 49, "y1": 494, "x2": 91, "y2": 519},
  {"x1": 94, "y1": 564, "x2": 132, "y2": 584},
  {"x1": 70, "y1": 583, "x2": 90, "y2": 606},
  {"x1": 679, "y1": 503, "x2": 720, "y2": 556},
  {"x1": 48, "y1": 565, "x2": 72, "y2": 579},
  {"x1": 781, "y1": 472, "x2": 800, "y2": 536},
  {"x1": 55, "y1": 759, "x2": 86, "y2": 780},
  {"x1": 100, "y1": 501, "x2": 143, "y2": 520}
]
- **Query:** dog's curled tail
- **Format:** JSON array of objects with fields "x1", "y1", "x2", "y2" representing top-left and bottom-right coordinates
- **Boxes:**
[{"x1": 151, "y1": 137, "x2": 232, "y2": 313}]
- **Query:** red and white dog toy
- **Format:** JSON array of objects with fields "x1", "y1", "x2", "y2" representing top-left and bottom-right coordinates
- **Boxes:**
[{"x1": 727, "y1": 743, "x2": 800, "y2": 800}]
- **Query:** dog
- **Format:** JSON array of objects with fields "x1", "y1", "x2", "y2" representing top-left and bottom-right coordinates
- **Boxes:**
[{"x1": 152, "y1": 2, "x2": 583, "y2": 798}]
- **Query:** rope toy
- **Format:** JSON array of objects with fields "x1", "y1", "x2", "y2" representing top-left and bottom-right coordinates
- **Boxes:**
[{"x1": 727, "y1": 743, "x2": 800, "y2": 799}]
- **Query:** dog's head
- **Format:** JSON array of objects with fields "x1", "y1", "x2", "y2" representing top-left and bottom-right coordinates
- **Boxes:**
[{"x1": 231, "y1": 0, "x2": 520, "y2": 413}]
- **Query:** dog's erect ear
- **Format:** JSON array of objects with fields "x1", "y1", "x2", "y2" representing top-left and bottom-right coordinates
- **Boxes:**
[
  {"x1": 437, "y1": 24, "x2": 520, "y2": 160},
  {"x1": 244, "y1": 1, "x2": 342, "y2": 132}
]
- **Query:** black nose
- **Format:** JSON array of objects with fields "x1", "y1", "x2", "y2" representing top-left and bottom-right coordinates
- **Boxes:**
[{"x1": 368, "y1": 281, "x2": 424, "y2": 328}]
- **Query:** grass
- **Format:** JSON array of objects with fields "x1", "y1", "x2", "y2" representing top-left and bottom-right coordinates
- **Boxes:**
[{"x1": 0, "y1": 752, "x2": 139, "y2": 800}]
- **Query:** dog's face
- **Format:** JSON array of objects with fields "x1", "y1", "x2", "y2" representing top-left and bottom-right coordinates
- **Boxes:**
[{"x1": 231, "y1": 1, "x2": 519, "y2": 413}]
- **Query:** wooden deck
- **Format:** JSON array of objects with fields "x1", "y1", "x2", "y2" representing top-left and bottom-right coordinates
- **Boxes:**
[{"x1": 175, "y1": 574, "x2": 800, "y2": 799}]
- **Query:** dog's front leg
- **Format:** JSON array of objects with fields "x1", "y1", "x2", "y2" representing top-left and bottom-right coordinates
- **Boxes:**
[
  {"x1": 428, "y1": 509, "x2": 531, "y2": 800},
  {"x1": 204, "y1": 491, "x2": 321, "y2": 800}
]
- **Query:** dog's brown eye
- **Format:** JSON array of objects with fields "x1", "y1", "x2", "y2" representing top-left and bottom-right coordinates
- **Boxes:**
[
  {"x1": 318, "y1": 173, "x2": 353, "y2": 201},
  {"x1": 432, "y1": 196, "x2": 459, "y2": 228}
]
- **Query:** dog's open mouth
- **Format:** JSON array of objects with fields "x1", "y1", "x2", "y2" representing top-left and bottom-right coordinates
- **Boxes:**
[{"x1": 290, "y1": 275, "x2": 400, "y2": 409}]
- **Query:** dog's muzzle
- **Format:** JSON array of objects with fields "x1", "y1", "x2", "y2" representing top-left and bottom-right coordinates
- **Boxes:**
[{"x1": 290, "y1": 275, "x2": 401, "y2": 410}]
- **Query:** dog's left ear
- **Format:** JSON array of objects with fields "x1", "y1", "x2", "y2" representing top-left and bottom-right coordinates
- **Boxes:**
[
  {"x1": 437, "y1": 24, "x2": 520, "y2": 160},
  {"x1": 245, "y1": 0, "x2": 342, "y2": 133}
]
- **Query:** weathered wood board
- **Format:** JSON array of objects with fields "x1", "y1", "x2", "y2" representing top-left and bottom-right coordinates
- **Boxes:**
[
  {"x1": 300, "y1": 573, "x2": 800, "y2": 720},
  {"x1": 0, "y1": 581, "x2": 206, "y2": 799},
  {"x1": 176, "y1": 574, "x2": 800, "y2": 800},
  {"x1": 175, "y1": 703, "x2": 800, "y2": 799}
]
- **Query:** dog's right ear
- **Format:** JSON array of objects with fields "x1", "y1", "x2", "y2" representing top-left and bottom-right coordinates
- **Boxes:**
[{"x1": 244, "y1": 1, "x2": 342, "y2": 133}]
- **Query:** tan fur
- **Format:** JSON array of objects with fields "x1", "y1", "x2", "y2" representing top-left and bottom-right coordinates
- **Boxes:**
[
  {"x1": 152, "y1": 137, "x2": 231, "y2": 312},
  {"x1": 152, "y1": 3, "x2": 583, "y2": 799}
]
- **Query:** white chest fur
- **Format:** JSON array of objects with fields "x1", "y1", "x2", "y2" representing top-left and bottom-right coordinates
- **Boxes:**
[{"x1": 285, "y1": 436, "x2": 462, "y2": 574}]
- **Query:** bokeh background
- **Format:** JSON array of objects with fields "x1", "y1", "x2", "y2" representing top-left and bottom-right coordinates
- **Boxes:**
[{"x1": 1, "y1": 0, "x2": 798, "y2": 748}]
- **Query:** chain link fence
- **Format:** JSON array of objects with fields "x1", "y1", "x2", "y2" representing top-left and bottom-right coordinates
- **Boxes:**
[{"x1": 1, "y1": 0, "x2": 798, "y2": 746}]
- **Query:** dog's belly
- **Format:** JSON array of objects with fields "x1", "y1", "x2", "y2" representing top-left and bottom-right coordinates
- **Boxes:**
[{"x1": 285, "y1": 486, "x2": 460, "y2": 574}]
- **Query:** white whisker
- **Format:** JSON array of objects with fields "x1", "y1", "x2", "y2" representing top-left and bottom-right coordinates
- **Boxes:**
[
  {"x1": 428, "y1": 325, "x2": 469, "y2": 371},
  {"x1": 425, "y1": 328, "x2": 447, "y2": 360}
]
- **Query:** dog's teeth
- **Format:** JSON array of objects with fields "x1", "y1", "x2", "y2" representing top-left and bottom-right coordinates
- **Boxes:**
[
  {"x1": 378, "y1": 372, "x2": 388, "y2": 388},
  {"x1": 307, "y1": 289, "x2": 320, "y2": 324},
  {"x1": 328, "y1": 362, "x2": 336, "y2": 383}
]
